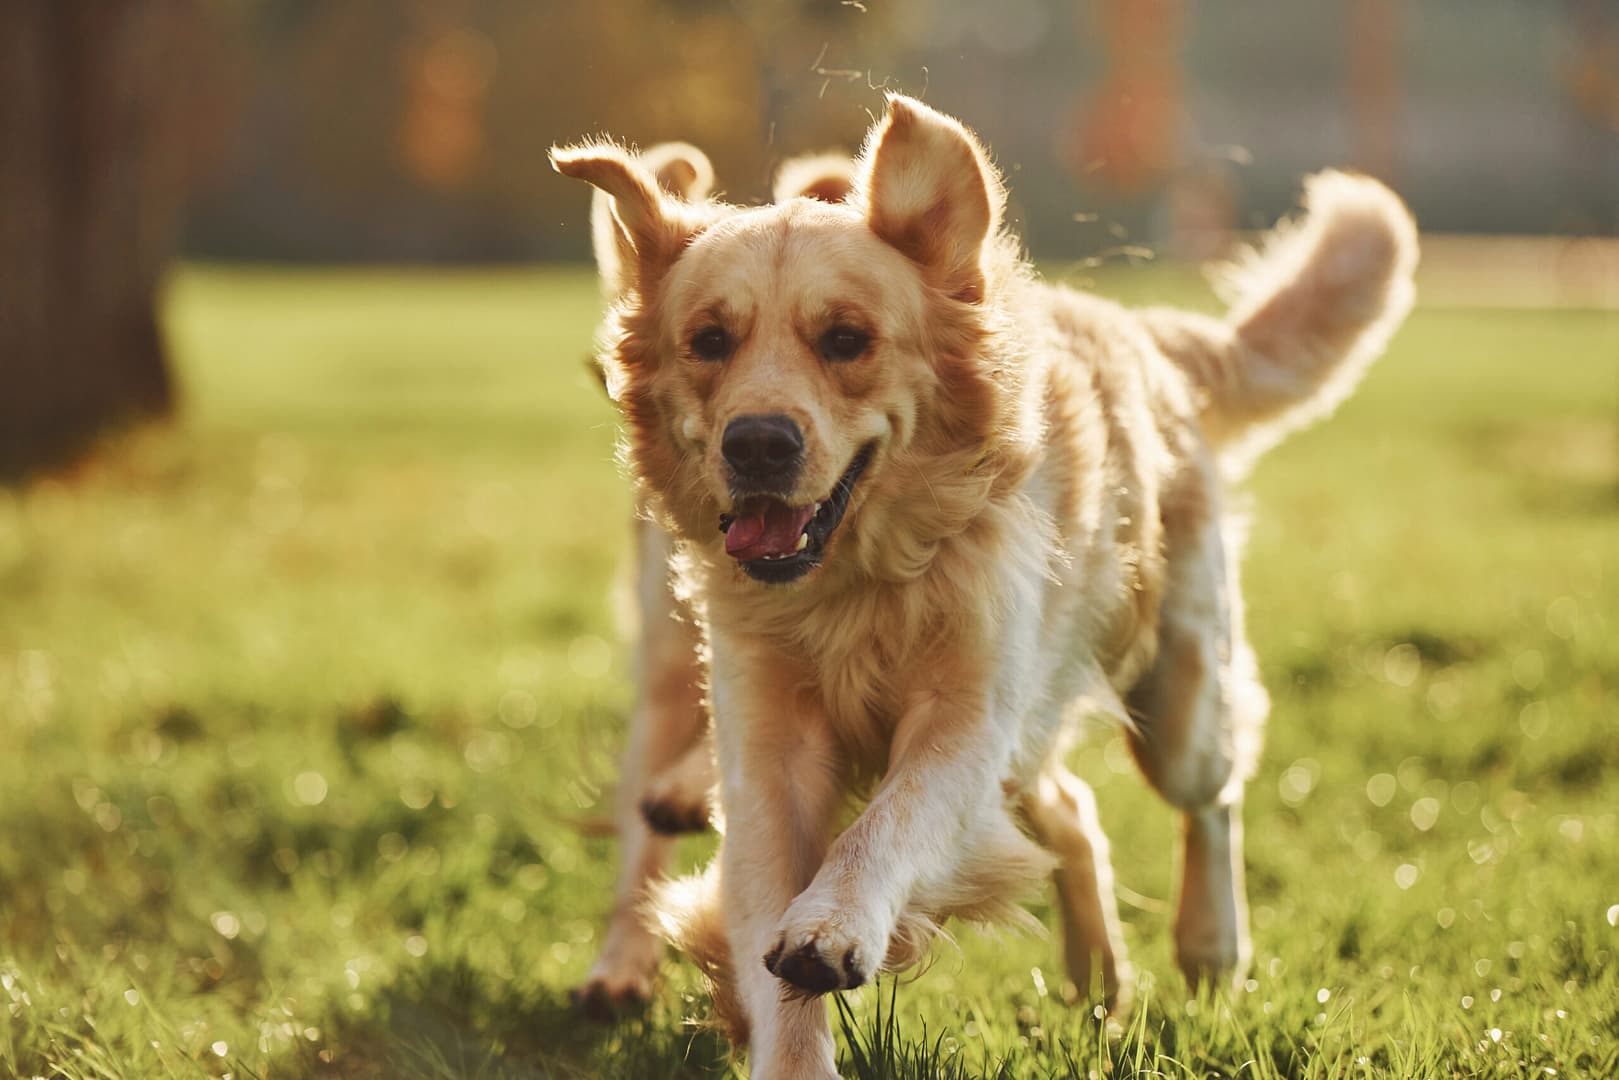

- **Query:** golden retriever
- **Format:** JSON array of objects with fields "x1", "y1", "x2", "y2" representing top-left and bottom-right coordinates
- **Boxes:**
[
  {"x1": 554, "y1": 95, "x2": 1416, "y2": 1077},
  {"x1": 574, "y1": 144, "x2": 855, "y2": 1019}
]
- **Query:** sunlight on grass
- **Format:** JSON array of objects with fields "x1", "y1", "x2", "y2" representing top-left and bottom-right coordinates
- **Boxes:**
[{"x1": 0, "y1": 266, "x2": 1614, "y2": 1078}]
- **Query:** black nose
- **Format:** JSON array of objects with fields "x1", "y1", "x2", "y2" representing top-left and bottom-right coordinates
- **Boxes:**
[{"x1": 722, "y1": 414, "x2": 803, "y2": 486}]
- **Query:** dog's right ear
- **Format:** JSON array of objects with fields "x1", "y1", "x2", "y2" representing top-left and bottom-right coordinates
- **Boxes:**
[
  {"x1": 580, "y1": 142, "x2": 714, "y2": 297},
  {"x1": 553, "y1": 142, "x2": 688, "y2": 295},
  {"x1": 772, "y1": 152, "x2": 855, "y2": 204}
]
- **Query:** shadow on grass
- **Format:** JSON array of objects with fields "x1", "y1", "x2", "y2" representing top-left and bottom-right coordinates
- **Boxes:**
[{"x1": 262, "y1": 958, "x2": 734, "y2": 1079}]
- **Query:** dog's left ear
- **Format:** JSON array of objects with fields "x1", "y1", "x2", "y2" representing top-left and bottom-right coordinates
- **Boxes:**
[
  {"x1": 642, "y1": 141, "x2": 716, "y2": 203},
  {"x1": 857, "y1": 95, "x2": 1004, "y2": 303},
  {"x1": 552, "y1": 142, "x2": 692, "y2": 294}
]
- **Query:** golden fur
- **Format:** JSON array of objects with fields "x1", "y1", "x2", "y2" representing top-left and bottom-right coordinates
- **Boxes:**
[
  {"x1": 556, "y1": 96, "x2": 1417, "y2": 1077},
  {"x1": 573, "y1": 145, "x2": 864, "y2": 1020}
]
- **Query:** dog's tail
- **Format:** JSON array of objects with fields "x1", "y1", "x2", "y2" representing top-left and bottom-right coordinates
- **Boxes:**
[{"x1": 1142, "y1": 170, "x2": 1418, "y2": 472}]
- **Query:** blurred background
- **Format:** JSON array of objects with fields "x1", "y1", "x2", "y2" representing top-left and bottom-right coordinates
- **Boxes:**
[
  {"x1": 6, "y1": 0, "x2": 1619, "y2": 476},
  {"x1": 1, "y1": 2, "x2": 1617, "y2": 1077},
  {"x1": 118, "y1": 0, "x2": 1619, "y2": 257},
  {"x1": 186, "y1": 0, "x2": 1619, "y2": 258}
]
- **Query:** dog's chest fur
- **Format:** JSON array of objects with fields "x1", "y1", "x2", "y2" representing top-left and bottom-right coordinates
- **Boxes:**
[{"x1": 690, "y1": 287, "x2": 1203, "y2": 781}]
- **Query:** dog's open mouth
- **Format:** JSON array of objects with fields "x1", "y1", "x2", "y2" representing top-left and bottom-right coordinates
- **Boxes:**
[{"x1": 718, "y1": 444, "x2": 874, "y2": 584}]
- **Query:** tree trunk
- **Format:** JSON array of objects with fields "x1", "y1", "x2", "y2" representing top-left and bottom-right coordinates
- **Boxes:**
[{"x1": 0, "y1": 0, "x2": 204, "y2": 479}]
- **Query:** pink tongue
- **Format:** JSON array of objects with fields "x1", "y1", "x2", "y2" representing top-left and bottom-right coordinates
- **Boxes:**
[{"x1": 725, "y1": 500, "x2": 816, "y2": 561}]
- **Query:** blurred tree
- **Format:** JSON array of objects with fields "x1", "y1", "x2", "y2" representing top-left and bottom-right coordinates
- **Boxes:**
[
  {"x1": 398, "y1": 14, "x2": 496, "y2": 193},
  {"x1": 1070, "y1": 0, "x2": 1185, "y2": 195},
  {"x1": 0, "y1": 0, "x2": 213, "y2": 478}
]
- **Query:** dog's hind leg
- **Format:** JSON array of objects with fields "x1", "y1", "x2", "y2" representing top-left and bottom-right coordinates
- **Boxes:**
[
  {"x1": 1020, "y1": 762, "x2": 1134, "y2": 1011},
  {"x1": 575, "y1": 520, "x2": 708, "y2": 1018},
  {"x1": 1125, "y1": 489, "x2": 1267, "y2": 991}
]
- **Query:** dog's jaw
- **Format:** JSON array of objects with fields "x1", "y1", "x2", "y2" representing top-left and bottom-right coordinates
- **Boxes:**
[{"x1": 718, "y1": 442, "x2": 876, "y2": 586}]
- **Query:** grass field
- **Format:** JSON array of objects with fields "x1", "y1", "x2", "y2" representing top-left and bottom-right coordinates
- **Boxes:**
[{"x1": 1, "y1": 265, "x2": 1615, "y2": 1078}]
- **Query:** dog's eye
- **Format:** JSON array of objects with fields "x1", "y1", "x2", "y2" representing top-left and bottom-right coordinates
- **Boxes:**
[
  {"x1": 818, "y1": 326, "x2": 870, "y2": 363},
  {"x1": 690, "y1": 327, "x2": 732, "y2": 362}
]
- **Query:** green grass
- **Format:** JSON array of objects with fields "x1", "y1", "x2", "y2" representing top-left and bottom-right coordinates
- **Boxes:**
[{"x1": 1, "y1": 264, "x2": 1616, "y2": 1078}]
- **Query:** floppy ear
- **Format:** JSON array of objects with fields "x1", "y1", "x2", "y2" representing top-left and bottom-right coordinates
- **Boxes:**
[
  {"x1": 579, "y1": 142, "x2": 714, "y2": 297},
  {"x1": 772, "y1": 152, "x2": 855, "y2": 204},
  {"x1": 642, "y1": 141, "x2": 716, "y2": 201},
  {"x1": 553, "y1": 142, "x2": 688, "y2": 295},
  {"x1": 857, "y1": 95, "x2": 1003, "y2": 303}
]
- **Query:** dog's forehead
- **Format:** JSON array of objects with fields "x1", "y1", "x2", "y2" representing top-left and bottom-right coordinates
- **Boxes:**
[{"x1": 666, "y1": 201, "x2": 915, "y2": 318}]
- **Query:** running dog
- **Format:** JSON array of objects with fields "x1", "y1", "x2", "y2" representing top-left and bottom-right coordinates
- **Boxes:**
[{"x1": 554, "y1": 96, "x2": 1416, "y2": 1077}]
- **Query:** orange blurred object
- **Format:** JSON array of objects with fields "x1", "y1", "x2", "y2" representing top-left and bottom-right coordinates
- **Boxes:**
[
  {"x1": 1068, "y1": 0, "x2": 1185, "y2": 195},
  {"x1": 398, "y1": 26, "x2": 496, "y2": 191}
]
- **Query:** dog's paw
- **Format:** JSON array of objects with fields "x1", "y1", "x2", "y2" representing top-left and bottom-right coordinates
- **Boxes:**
[
  {"x1": 573, "y1": 922, "x2": 661, "y2": 1021},
  {"x1": 638, "y1": 750, "x2": 714, "y2": 835},
  {"x1": 1173, "y1": 917, "x2": 1249, "y2": 992},
  {"x1": 570, "y1": 969, "x2": 653, "y2": 1021},
  {"x1": 761, "y1": 898, "x2": 883, "y2": 996},
  {"x1": 638, "y1": 792, "x2": 710, "y2": 835}
]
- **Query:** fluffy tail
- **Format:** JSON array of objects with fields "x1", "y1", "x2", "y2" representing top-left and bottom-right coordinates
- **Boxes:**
[{"x1": 1142, "y1": 170, "x2": 1419, "y2": 472}]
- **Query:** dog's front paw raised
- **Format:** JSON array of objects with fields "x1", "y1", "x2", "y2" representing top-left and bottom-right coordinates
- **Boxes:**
[
  {"x1": 763, "y1": 934, "x2": 866, "y2": 995},
  {"x1": 762, "y1": 899, "x2": 884, "y2": 996}
]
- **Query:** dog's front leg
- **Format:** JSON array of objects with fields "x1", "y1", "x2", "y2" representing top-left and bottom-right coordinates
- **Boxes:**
[
  {"x1": 710, "y1": 645, "x2": 845, "y2": 1079},
  {"x1": 765, "y1": 675, "x2": 1047, "y2": 996}
]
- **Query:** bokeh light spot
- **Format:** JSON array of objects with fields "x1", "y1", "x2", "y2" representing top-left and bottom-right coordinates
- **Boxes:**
[
  {"x1": 1410, "y1": 797, "x2": 1441, "y2": 832},
  {"x1": 1545, "y1": 596, "x2": 1579, "y2": 640},
  {"x1": 567, "y1": 634, "x2": 611, "y2": 679},
  {"x1": 1279, "y1": 759, "x2": 1319, "y2": 806},
  {"x1": 1366, "y1": 773, "x2": 1397, "y2": 807},
  {"x1": 1383, "y1": 643, "x2": 1421, "y2": 687},
  {"x1": 1511, "y1": 650, "x2": 1544, "y2": 691},
  {"x1": 293, "y1": 771, "x2": 328, "y2": 806},
  {"x1": 1519, "y1": 701, "x2": 1550, "y2": 740},
  {"x1": 498, "y1": 690, "x2": 536, "y2": 729}
]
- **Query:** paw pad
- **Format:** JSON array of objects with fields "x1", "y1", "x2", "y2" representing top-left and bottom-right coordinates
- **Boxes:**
[{"x1": 763, "y1": 938, "x2": 867, "y2": 995}]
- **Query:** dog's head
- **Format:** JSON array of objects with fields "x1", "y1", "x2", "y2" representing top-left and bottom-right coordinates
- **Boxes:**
[{"x1": 556, "y1": 97, "x2": 1030, "y2": 587}]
